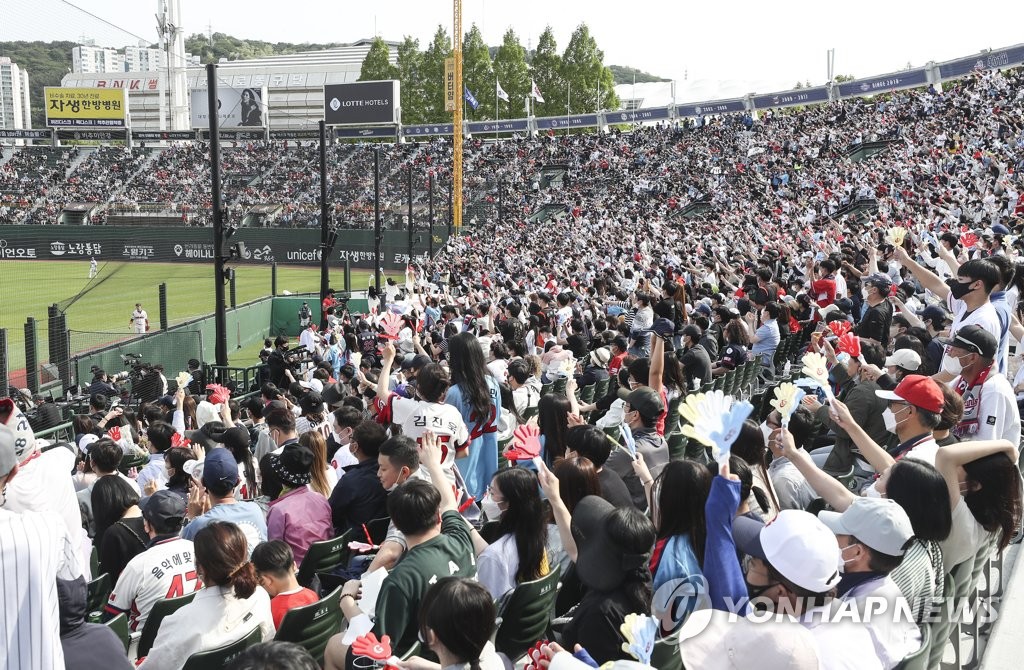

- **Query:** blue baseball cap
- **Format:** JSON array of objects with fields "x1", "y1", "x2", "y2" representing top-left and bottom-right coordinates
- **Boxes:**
[{"x1": 201, "y1": 447, "x2": 239, "y2": 490}]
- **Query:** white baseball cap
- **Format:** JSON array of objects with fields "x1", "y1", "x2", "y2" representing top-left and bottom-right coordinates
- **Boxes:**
[
  {"x1": 884, "y1": 349, "x2": 921, "y2": 372},
  {"x1": 818, "y1": 497, "x2": 914, "y2": 557},
  {"x1": 734, "y1": 510, "x2": 842, "y2": 593}
]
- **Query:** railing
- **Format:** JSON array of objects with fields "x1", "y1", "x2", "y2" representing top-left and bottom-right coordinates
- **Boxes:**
[{"x1": 205, "y1": 363, "x2": 264, "y2": 395}]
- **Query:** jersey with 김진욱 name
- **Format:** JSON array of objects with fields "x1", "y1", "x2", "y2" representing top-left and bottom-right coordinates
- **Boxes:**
[
  {"x1": 105, "y1": 537, "x2": 201, "y2": 631},
  {"x1": 375, "y1": 394, "x2": 470, "y2": 472}
]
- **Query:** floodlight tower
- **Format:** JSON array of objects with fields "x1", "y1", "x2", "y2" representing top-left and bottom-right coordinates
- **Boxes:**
[
  {"x1": 156, "y1": 0, "x2": 189, "y2": 130},
  {"x1": 452, "y1": 0, "x2": 463, "y2": 232}
]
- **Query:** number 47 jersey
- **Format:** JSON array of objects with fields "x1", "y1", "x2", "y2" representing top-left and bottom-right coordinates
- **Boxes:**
[{"x1": 105, "y1": 536, "x2": 202, "y2": 631}]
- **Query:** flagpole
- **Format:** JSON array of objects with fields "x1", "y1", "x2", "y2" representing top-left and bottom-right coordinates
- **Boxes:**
[
  {"x1": 495, "y1": 76, "x2": 498, "y2": 142},
  {"x1": 566, "y1": 80, "x2": 570, "y2": 137}
]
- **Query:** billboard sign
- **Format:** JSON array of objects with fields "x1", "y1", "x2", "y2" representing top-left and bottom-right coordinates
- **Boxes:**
[
  {"x1": 335, "y1": 125, "x2": 398, "y2": 139},
  {"x1": 466, "y1": 119, "x2": 529, "y2": 133},
  {"x1": 751, "y1": 86, "x2": 830, "y2": 110},
  {"x1": 938, "y1": 45, "x2": 1024, "y2": 81},
  {"x1": 676, "y1": 99, "x2": 746, "y2": 117},
  {"x1": 404, "y1": 123, "x2": 455, "y2": 137},
  {"x1": 132, "y1": 131, "x2": 197, "y2": 141},
  {"x1": 444, "y1": 58, "x2": 456, "y2": 112},
  {"x1": 0, "y1": 129, "x2": 52, "y2": 140},
  {"x1": 609, "y1": 107, "x2": 672, "y2": 123},
  {"x1": 190, "y1": 87, "x2": 267, "y2": 128},
  {"x1": 55, "y1": 129, "x2": 128, "y2": 141},
  {"x1": 44, "y1": 87, "x2": 127, "y2": 128},
  {"x1": 535, "y1": 114, "x2": 600, "y2": 130},
  {"x1": 836, "y1": 68, "x2": 928, "y2": 98},
  {"x1": 323, "y1": 81, "x2": 400, "y2": 126}
]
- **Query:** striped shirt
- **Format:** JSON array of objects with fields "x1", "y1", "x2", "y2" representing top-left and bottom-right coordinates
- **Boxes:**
[{"x1": 0, "y1": 509, "x2": 81, "y2": 670}]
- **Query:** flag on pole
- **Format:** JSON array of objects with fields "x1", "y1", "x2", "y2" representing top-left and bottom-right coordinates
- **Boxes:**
[
  {"x1": 464, "y1": 86, "x2": 480, "y2": 110},
  {"x1": 496, "y1": 80, "x2": 509, "y2": 102},
  {"x1": 531, "y1": 79, "x2": 545, "y2": 103}
]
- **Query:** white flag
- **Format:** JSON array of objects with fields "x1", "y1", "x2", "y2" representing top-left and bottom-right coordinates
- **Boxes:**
[
  {"x1": 496, "y1": 80, "x2": 509, "y2": 102},
  {"x1": 531, "y1": 79, "x2": 545, "y2": 103}
]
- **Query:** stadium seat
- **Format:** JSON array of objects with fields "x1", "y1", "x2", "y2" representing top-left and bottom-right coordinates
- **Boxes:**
[
  {"x1": 274, "y1": 586, "x2": 343, "y2": 665},
  {"x1": 594, "y1": 378, "x2": 609, "y2": 400},
  {"x1": 363, "y1": 517, "x2": 391, "y2": 546},
  {"x1": 578, "y1": 384, "x2": 596, "y2": 404},
  {"x1": 927, "y1": 573, "x2": 957, "y2": 670},
  {"x1": 105, "y1": 612, "x2": 130, "y2": 654},
  {"x1": 180, "y1": 625, "x2": 263, "y2": 670},
  {"x1": 667, "y1": 433, "x2": 688, "y2": 462},
  {"x1": 86, "y1": 573, "x2": 111, "y2": 615},
  {"x1": 893, "y1": 623, "x2": 930, "y2": 670},
  {"x1": 492, "y1": 566, "x2": 561, "y2": 660},
  {"x1": 540, "y1": 383, "x2": 553, "y2": 397},
  {"x1": 523, "y1": 406, "x2": 539, "y2": 420},
  {"x1": 552, "y1": 378, "x2": 567, "y2": 396},
  {"x1": 649, "y1": 632, "x2": 684, "y2": 670},
  {"x1": 136, "y1": 591, "x2": 198, "y2": 658},
  {"x1": 665, "y1": 395, "x2": 682, "y2": 435},
  {"x1": 297, "y1": 530, "x2": 354, "y2": 589},
  {"x1": 90, "y1": 545, "x2": 100, "y2": 580}
]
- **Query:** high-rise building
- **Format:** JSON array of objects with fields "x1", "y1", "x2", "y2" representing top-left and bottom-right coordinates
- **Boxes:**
[
  {"x1": 0, "y1": 57, "x2": 32, "y2": 130},
  {"x1": 73, "y1": 45, "x2": 126, "y2": 73}
]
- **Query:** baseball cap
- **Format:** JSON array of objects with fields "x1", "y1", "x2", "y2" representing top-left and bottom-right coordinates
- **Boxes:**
[
  {"x1": 918, "y1": 304, "x2": 952, "y2": 325},
  {"x1": 298, "y1": 391, "x2": 324, "y2": 415},
  {"x1": 321, "y1": 382, "x2": 346, "y2": 409},
  {"x1": 77, "y1": 433, "x2": 99, "y2": 454},
  {"x1": 733, "y1": 510, "x2": 842, "y2": 593},
  {"x1": 992, "y1": 223, "x2": 1010, "y2": 235},
  {"x1": 835, "y1": 298, "x2": 854, "y2": 314},
  {"x1": 141, "y1": 490, "x2": 187, "y2": 529},
  {"x1": 0, "y1": 397, "x2": 36, "y2": 460},
  {"x1": 818, "y1": 497, "x2": 914, "y2": 557},
  {"x1": 939, "y1": 324, "x2": 997, "y2": 359},
  {"x1": 884, "y1": 349, "x2": 922, "y2": 371},
  {"x1": 182, "y1": 459, "x2": 204, "y2": 482},
  {"x1": 875, "y1": 374, "x2": 944, "y2": 413},
  {"x1": 863, "y1": 272, "x2": 893, "y2": 292},
  {"x1": 201, "y1": 447, "x2": 240, "y2": 490},
  {"x1": 571, "y1": 496, "x2": 651, "y2": 592},
  {"x1": 616, "y1": 387, "x2": 665, "y2": 420},
  {"x1": 0, "y1": 424, "x2": 17, "y2": 478},
  {"x1": 589, "y1": 347, "x2": 612, "y2": 369},
  {"x1": 399, "y1": 354, "x2": 418, "y2": 371},
  {"x1": 186, "y1": 421, "x2": 227, "y2": 451}
]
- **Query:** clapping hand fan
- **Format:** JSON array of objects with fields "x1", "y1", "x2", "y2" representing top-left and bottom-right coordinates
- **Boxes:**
[
  {"x1": 505, "y1": 424, "x2": 542, "y2": 461},
  {"x1": 886, "y1": 227, "x2": 907, "y2": 247},
  {"x1": 678, "y1": 390, "x2": 754, "y2": 465},
  {"x1": 770, "y1": 382, "x2": 805, "y2": 428},
  {"x1": 836, "y1": 333, "x2": 862, "y2": 360},
  {"x1": 175, "y1": 371, "x2": 192, "y2": 391},
  {"x1": 380, "y1": 312, "x2": 403, "y2": 340},
  {"x1": 351, "y1": 632, "x2": 397, "y2": 668},
  {"x1": 827, "y1": 320, "x2": 852, "y2": 338},
  {"x1": 205, "y1": 384, "x2": 231, "y2": 405},
  {"x1": 960, "y1": 232, "x2": 979, "y2": 248},
  {"x1": 106, "y1": 426, "x2": 122, "y2": 443},
  {"x1": 170, "y1": 432, "x2": 191, "y2": 448},
  {"x1": 800, "y1": 352, "x2": 835, "y2": 401},
  {"x1": 620, "y1": 613, "x2": 658, "y2": 665}
]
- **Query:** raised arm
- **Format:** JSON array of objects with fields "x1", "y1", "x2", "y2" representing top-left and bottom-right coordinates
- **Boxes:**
[
  {"x1": 778, "y1": 427, "x2": 856, "y2": 512},
  {"x1": 418, "y1": 430, "x2": 457, "y2": 514},
  {"x1": 377, "y1": 341, "x2": 396, "y2": 400},
  {"x1": 649, "y1": 329, "x2": 665, "y2": 393},
  {"x1": 826, "y1": 397, "x2": 896, "y2": 473},
  {"x1": 934, "y1": 439, "x2": 1018, "y2": 511},
  {"x1": 894, "y1": 246, "x2": 950, "y2": 299},
  {"x1": 537, "y1": 459, "x2": 577, "y2": 563}
]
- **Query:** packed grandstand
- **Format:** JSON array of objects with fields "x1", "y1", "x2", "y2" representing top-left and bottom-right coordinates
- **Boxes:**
[{"x1": 4, "y1": 61, "x2": 1024, "y2": 670}]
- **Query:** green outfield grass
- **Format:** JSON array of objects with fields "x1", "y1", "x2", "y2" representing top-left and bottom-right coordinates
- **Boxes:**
[{"x1": 0, "y1": 260, "x2": 371, "y2": 379}]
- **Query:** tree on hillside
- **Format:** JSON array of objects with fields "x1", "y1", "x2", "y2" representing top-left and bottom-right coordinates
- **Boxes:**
[
  {"x1": 396, "y1": 36, "x2": 426, "y2": 124},
  {"x1": 420, "y1": 26, "x2": 452, "y2": 123},
  {"x1": 531, "y1": 26, "x2": 563, "y2": 118},
  {"x1": 0, "y1": 40, "x2": 76, "y2": 127},
  {"x1": 359, "y1": 36, "x2": 397, "y2": 82},
  {"x1": 461, "y1": 24, "x2": 494, "y2": 120},
  {"x1": 492, "y1": 28, "x2": 530, "y2": 121},
  {"x1": 561, "y1": 24, "x2": 618, "y2": 114}
]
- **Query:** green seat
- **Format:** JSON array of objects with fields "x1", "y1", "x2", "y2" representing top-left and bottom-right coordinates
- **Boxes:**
[
  {"x1": 493, "y1": 566, "x2": 561, "y2": 660},
  {"x1": 522, "y1": 406, "x2": 539, "y2": 420},
  {"x1": 297, "y1": 530, "x2": 353, "y2": 589},
  {"x1": 275, "y1": 586, "x2": 343, "y2": 665},
  {"x1": 649, "y1": 632, "x2": 684, "y2": 670},
  {"x1": 665, "y1": 395, "x2": 682, "y2": 435},
  {"x1": 181, "y1": 625, "x2": 263, "y2": 670},
  {"x1": 893, "y1": 622, "x2": 930, "y2": 670},
  {"x1": 137, "y1": 591, "x2": 198, "y2": 658},
  {"x1": 667, "y1": 433, "x2": 688, "y2": 462},
  {"x1": 579, "y1": 384, "x2": 596, "y2": 404},
  {"x1": 926, "y1": 573, "x2": 957, "y2": 670},
  {"x1": 540, "y1": 383, "x2": 553, "y2": 397},
  {"x1": 90, "y1": 545, "x2": 100, "y2": 580},
  {"x1": 105, "y1": 612, "x2": 130, "y2": 654},
  {"x1": 552, "y1": 378, "x2": 567, "y2": 396},
  {"x1": 87, "y1": 573, "x2": 111, "y2": 615},
  {"x1": 712, "y1": 376, "x2": 725, "y2": 392},
  {"x1": 594, "y1": 378, "x2": 609, "y2": 400}
]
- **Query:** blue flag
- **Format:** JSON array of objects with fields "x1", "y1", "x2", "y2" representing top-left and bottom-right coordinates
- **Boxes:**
[{"x1": 464, "y1": 86, "x2": 480, "y2": 110}]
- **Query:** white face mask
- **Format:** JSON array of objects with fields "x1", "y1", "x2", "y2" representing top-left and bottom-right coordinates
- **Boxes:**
[
  {"x1": 838, "y1": 543, "x2": 859, "y2": 573},
  {"x1": 480, "y1": 493, "x2": 505, "y2": 521},
  {"x1": 941, "y1": 352, "x2": 967, "y2": 377},
  {"x1": 882, "y1": 405, "x2": 910, "y2": 434},
  {"x1": 759, "y1": 421, "x2": 774, "y2": 448}
]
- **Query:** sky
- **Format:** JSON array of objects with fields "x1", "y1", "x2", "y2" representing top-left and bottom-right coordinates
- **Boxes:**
[{"x1": 3, "y1": 0, "x2": 1023, "y2": 95}]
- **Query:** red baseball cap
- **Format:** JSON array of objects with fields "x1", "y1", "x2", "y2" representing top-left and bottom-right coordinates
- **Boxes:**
[{"x1": 875, "y1": 375, "x2": 944, "y2": 414}]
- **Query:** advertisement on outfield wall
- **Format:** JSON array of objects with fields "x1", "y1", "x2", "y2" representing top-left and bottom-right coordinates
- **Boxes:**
[
  {"x1": 44, "y1": 87, "x2": 127, "y2": 128},
  {"x1": 323, "y1": 80, "x2": 400, "y2": 126},
  {"x1": 0, "y1": 226, "x2": 446, "y2": 270},
  {"x1": 190, "y1": 87, "x2": 267, "y2": 128}
]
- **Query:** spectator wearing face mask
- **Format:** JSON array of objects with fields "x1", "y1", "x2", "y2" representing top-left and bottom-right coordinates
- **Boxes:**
[
  {"x1": 328, "y1": 421, "x2": 388, "y2": 537},
  {"x1": 942, "y1": 325, "x2": 1020, "y2": 445}
]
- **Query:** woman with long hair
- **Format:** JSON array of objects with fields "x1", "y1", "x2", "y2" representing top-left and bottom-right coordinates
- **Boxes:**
[
  {"x1": 298, "y1": 430, "x2": 336, "y2": 498},
  {"x1": 92, "y1": 476, "x2": 147, "y2": 583},
  {"x1": 477, "y1": 468, "x2": 550, "y2": 599},
  {"x1": 552, "y1": 456, "x2": 601, "y2": 514},
  {"x1": 731, "y1": 419, "x2": 781, "y2": 520},
  {"x1": 395, "y1": 578, "x2": 505, "y2": 670},
  {"x1": 445, "y1": 332, "x2": 502, "y2": 499},
  {"x1": 181, "y1": 394, "x2": 198, "y2": 431},
  {"x1": 537, "y1": 394, "x2": 571, "y2": 466},
  {"x1": 711, "y1": 320, "x2": 751, "y2": 376},
  {"x1": 164, "y1": 446, "x2": 197, "y2": 501},
  {"x1": 645, "y1": 459, "x2": 711, "y2": 593},
  {"x1": 138, "y1": 521, "x2": 274, "y2": 670}
]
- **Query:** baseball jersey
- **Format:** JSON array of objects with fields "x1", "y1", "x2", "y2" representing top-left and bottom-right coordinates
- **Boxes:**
[
  {"x1": 375, "y1": 394, "x2": 470, "y2": 467},
  {"x1": 105, "y1": 536, "x2": 201, "y2": 631}
]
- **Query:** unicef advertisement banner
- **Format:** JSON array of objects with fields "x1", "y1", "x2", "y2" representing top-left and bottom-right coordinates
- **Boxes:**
[
  {"x1": 676, "y1": 99, "x2": 746, "y2": 117},
  {"x1": 335, "y1": 126, "x2": 398, "y2": 139},
  {"x1": 836, "y1": 68, "x2": 928, "y2": 98},
  {"x1": 609, "y1": 107, "x2": 672, "y2": 123},
  {"x1": 535, "y1": 114, "x2": 599, "y2": 130},
  {"x1": 0, "y1": 226, "x2": 446, "y2": 270},
  {"x1": 323, "y1": 81, "x2": 400, "y2": 126},
  {"x1": 466, "y1": 119, "x2": 529, "y2": 133},
  {"x1": 938, "y1": 45, "x2": 1024, "y2": 81},
  {"x1": 404, "y1": 124, "x2": 455, "y2": 137},
  {"x1": 751, "y1": 87, "x2": 829, "y2": 110}
]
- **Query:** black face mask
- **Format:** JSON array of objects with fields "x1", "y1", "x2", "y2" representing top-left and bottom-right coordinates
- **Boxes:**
[{"x1": 948, "y1": 278, "x2": 975, "y2": 300}]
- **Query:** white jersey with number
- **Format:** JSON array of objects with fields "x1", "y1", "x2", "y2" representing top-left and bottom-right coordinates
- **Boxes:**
[
  {"x1": 375, "y1": 394, "x2": 469, "y2": 490},
  {"x1": 106, "y1": 537, "x2": 201, "y2": 631}
]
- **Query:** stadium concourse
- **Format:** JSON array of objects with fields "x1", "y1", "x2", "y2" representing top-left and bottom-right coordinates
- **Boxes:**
[{"x1": 3, "y1": 65, "x2": 1024, "y2": 670}]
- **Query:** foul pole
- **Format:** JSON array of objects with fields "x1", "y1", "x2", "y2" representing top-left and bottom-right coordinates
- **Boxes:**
[{"x1": 453, "y1": 0, "x2": 463, "y2": 233}]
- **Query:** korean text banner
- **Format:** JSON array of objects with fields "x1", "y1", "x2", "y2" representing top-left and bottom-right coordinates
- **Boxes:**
[
  {"x1": 190, "y1": 87, "x2": 267, "y2": 128},
  {"x1": 44, "y1": 87, "x2": 126, "y2": 128}
]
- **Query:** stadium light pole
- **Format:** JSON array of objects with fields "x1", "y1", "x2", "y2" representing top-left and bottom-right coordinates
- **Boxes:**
[
  {"x1": 374, "y1": 146, "x2": 382, "y2": 294},
  {"x1": 207, "y1": 63, "x2": 228, "y2": 370},
  {"x1": 319, "y1": 119, "x2": 330, "y2": 327},
  {"x1": 428, "y1": 172, "x2": 434, "y2": 261},
  {"x1": 407, "y1": 166, "x2": 414, "y2": 268}
]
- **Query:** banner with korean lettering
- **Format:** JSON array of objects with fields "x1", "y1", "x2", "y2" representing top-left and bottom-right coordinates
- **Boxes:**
[
  {"x1": 404, "y1": 124, "x2": 455, "y2": 137},
  {"x1": 466, "y1": 120, "x2": 529, "y2": 133},
  {"x1": 938, "y1": 45, "x2": 1024, "y2": 81},
  {"x1": 535, "y1": 114, "x2": 599, "y2": 130},
  {"x1": 836, "y1": 69, "x2": 928, "y2": 98},
  {"x1": 607, "y1": 107, "x2": 672, "y2": 123},
  {"x1": 132, "y1": 131, "x2": 197, "y2": 141},
  {"x1": 444, "y1": 58, "x2": 456, "y2": 112},
  {"x1": 676, "y1": 99, "x2": 746, "y2": 117},
  {"x1": 334, "y1": 126, "x2": 398, "y2": 139},
  {"x1": 0, "y1": 129, "x2": 52, "y2": 140},
  {"x1": 751, "y1": 87, "x2": 829, "y2": 110},
  {"x1": 44, "y1": 87, "x2": 127, "y2": 128}
]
